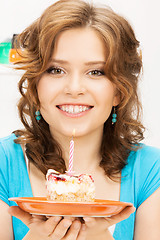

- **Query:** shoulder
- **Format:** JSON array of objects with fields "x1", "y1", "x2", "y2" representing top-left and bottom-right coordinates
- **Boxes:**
[
  {"x1": 0, "y1": 133, "x2": 18, "y2": 154},
  {"x1": 137, "y1": 144, "x2": 160, "y2": 158},
  {"x1": 0, "y1": 133, "x2": 21, "y2": 166},
  {"x1": 127, "y1": 144, "x2": 160, "y2": 169},
  {"x1": 125, "y1": 144, "x2": 160, "y2": 181},
  {"x1": 0, "y1": 133, "x2": 17, "y2": 145},
  {"x1": 128, "y1": 144, "x2": 160, "y2": 207}
]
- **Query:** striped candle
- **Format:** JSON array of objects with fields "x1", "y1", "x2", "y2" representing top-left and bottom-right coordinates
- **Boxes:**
[
  {"x1": 68, "y1": 138, "x2": 74, "y2": 174},
  {"x1": 67, "y1": 129, "x2": 75, "y2": 176}
]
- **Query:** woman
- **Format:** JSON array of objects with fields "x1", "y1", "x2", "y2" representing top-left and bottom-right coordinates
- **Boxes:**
[{"x1": 0, "y1": 0, "x2": 160, "y2": 239}]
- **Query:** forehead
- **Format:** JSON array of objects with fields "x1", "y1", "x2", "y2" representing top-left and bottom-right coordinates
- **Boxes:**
[{"x1": 52, "y1": 27, "x2": 107, "y2": 61}]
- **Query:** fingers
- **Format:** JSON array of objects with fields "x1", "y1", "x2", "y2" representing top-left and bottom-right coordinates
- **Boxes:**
[
  {"x1": 8, "y1": 206, "x2": 64, "y2": 237},
  {"x1": 8, "y1": 207, "x2": 84, "y2": 239},
  {"x1": 82, "y1": 206, "x2": 135, "y2": 233},
  {"x1": 9, "y1": 205, "x2": 135, "y2": 239},
  {"x1": 8, "y1": 206, "x2": 86, "y2": 239},
  {"x1": 49, "y1": 217, "x2": 73, "y2": 239},
  {"x1": 105, "y1": 205, "x2": 136, "y2": 225},
  {"x1": 39, "y1": 216, "x2": 62, "y2": 236},
  {"x1": 83, "y1": 217, "x2": 97, "y2": 228},
  {"x1": 75, "y1": 223, "x2": 87, "y2": 240},
  {"x1": 65, "y1": 220, "x2": 86, "y2": 240},
  {"x1": 65, "y1": 220, "x2": 82, "y2": 239},
  {"x1": 119, "y1": 206, "x2": 136, "y2": 218},
  {"x1": 49, "y1": 219, "x2": 86, "y2": 240}
]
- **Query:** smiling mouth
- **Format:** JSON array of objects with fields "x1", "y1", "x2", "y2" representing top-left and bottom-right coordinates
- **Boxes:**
[{"x1": 56, "y1": 105, "x2": 93, "y2": 114}]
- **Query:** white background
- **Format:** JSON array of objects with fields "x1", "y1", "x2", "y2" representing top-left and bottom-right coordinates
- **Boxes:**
[{"x1": 0, "y1": 0, "x2": 160, "y2": 148}]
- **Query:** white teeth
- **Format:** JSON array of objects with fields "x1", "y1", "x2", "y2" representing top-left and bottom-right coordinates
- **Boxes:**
[
  {"x1": 59, "y1": 105, "x2": 90, "y2": 114},
  {"x1": 74, "y1": 105, "x2": 80, "y2": 114},
  {"x1": 61, "y1": 105, "x2": 65, "y2": 111},
  {"x1": 69, "y1": 105, "x2": 74, "y2": 113},
  {"x1": 82, "y1": 106, "x2": 87, "y2": 111},
  {"x1": 79, "y1": 106, "x2": 83, "y2": 112},
  {"x1": 65, "y1": 105, "x2": 69, "y2": 112}
]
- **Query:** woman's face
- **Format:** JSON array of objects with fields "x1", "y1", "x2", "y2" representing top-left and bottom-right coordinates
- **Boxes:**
[{"x1": 37, "y1": 27, "x2": 119, "y2": 138}]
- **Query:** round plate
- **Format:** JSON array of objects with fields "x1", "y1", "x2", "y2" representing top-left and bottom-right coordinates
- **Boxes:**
[{"x1": 9, "y1": 197, "x2": 133, "y2": 217}]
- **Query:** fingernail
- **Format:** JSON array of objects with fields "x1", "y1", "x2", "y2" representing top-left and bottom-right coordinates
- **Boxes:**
[
  {"x1": 73, "y1": 222, "x2": 81, "y2": 229},
  {"x1": 54, "y1": 216, "x2": 61, "y2": 222},
  {"x1": 84, "y1": 217, "x2": 91, "y2": 222},
  {"x1": 82, "y1": 224, "x2": 86, "y2": 231},
  {"x1": 64, "y1": 220, "x2": 72, "y2": 227},
  {"x1": 64, "y1": 216, "x2": 74, "y2": 221}
]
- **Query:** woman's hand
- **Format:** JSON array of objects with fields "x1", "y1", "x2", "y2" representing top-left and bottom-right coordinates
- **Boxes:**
[
  {"x1": 8, "y1": 205, "x2": 135, "y2": 240},
  {"x1": 8, "y1": 206, "x2": 86, "y2": 240},
  {"x1": 83, "y1": 205, "x2": 135, "y2": 239}
]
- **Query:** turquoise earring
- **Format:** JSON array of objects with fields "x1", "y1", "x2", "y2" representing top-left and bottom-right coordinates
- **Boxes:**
[
  {"x1": 35, "y1": 110, "x2": 41, "y2": 121},
  {"x1": 112, "y1": 107, "x2": 117, "y2": 124}
]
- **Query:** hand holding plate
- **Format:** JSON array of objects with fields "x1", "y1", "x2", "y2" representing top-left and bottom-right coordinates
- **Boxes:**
[{"x1": 8, "y1": 206, "x2": 86, "y2": 240}]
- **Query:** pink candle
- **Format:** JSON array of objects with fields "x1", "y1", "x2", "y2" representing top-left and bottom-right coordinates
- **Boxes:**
[
  {"x1": 68, "y1": 138, "x2": 74, "y2": 173},
  {"x1": 67, "y1": 129, "x2": 75, "y2": 176}
]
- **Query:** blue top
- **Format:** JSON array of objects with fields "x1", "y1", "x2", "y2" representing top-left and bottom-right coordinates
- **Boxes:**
[{"x1": 0, "y1": 134, "x2": 160, "y2": 240}]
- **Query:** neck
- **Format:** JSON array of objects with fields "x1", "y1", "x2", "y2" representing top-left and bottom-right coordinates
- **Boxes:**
[{"x1": 51, "y1": 128, "x2": 103, "y2": 174}]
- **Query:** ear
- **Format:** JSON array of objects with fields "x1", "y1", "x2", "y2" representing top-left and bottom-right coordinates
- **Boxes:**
[{"x1": 113, "y1": 90, "x2": 121, "y2": 107}]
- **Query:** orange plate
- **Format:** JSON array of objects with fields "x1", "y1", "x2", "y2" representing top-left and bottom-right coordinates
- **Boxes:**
[{"x1": 9, "y1": 197, "x2": 133, "y2": 217}]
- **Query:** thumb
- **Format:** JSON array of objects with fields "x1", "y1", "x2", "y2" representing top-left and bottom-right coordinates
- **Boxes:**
[
  {"x1": 8, "y1": 206, "x2": 32, "y2": 227},
  {"x1": 105, "y1": 205, "x2": 136, "y2": 225}
]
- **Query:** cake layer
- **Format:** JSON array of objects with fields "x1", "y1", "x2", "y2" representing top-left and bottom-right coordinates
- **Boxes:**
[{"x1": 46, "y1": 169, "x2": 95, "y2": 202}]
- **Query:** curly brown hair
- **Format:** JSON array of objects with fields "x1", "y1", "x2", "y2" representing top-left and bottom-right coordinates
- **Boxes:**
[{"x1": 14, "y1": 0, "x2": 145, "y2": 179}]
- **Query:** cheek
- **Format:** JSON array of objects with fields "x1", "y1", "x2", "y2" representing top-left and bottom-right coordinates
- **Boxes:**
[
  {"x1": 94, "y1": 83, "x2": 116, "y2": 105},
  {"x1": 37, "y1": 78, "x2": 57, "y2": 105},
  {"x1": 37, "y1": 78, "x2": 46, "y2": 102}
]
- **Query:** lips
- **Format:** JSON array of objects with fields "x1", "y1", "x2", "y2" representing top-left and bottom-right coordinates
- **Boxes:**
[{"x1": 56, "y1": 104, "x2": 93, "y2": 114}]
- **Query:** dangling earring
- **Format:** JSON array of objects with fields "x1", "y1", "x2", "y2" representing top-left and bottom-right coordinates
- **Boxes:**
[
  {"x1": 112, "y1": 107, "x2": 117, "y2": 124},
  {"x1": 35, "y1": 110, "x2": 41, "y2": 122}
]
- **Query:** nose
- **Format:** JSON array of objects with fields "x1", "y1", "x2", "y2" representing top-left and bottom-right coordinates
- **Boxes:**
[{"x1": 64, "y1": 72, "x2": 86, "y2": 97}]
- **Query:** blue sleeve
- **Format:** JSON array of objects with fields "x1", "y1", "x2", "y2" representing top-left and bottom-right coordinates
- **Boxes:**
[
  {"x1": 137, "y1": 145, "x2": 160, "y2": 208},
  {"x1": 0, "y1": 142, "x2": 9, "y2": 205}
]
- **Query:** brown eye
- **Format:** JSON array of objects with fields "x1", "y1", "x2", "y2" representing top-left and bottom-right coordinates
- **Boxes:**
[
  {"x1": 88, "y1": 70, "x2": 104, "y2": 76},
  {"x1": 47, "y1": 67, "x2": 64, "y2": 75}
]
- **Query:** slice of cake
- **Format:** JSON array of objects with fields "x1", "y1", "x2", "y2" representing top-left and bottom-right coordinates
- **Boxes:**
[{"x1": 46, "y1": 169, "x2": 95, "y2": 202}]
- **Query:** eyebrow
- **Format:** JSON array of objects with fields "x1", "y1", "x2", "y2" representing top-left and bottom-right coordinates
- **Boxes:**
[
  {"x1": 50, "y1": 59, "x2": 106, "y2": 66},
  {"x1": 85, "y1": 61, "x2": 106, "y2": 66}
]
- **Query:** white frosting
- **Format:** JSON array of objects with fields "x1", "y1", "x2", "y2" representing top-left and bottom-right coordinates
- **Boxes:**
[
  {"x1": 47, "y1": 179, "x2": 95, "y2": 195},
  {"x1": 47, "y1": 181, "x2": 79, "y2": 194},
  {"x1": 46, "y1": 169, "x2": 95, "y2": 196}
]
